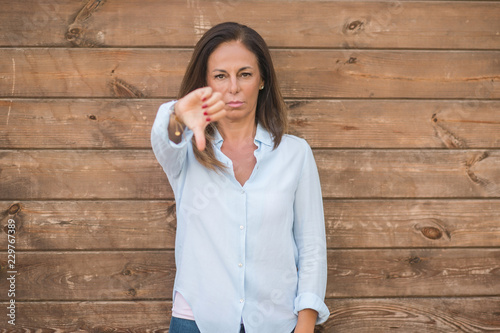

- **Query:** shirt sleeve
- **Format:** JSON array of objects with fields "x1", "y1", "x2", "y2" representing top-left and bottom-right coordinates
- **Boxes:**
[
  {"x1": 151, "y1": 101, "x2": 194, "y2": 189},
  {"x1": 292, "y1": 141, "x2": 330, "y2": 324}
]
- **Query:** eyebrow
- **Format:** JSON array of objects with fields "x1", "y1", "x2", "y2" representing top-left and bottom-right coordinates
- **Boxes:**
[{"x1": 212, "y1": 66, "x2": 254, "y2": 73}]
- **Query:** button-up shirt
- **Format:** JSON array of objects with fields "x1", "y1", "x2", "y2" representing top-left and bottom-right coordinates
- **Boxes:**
[{"x1": 151, "y1": 101, "x2": 329, "y2": 333}]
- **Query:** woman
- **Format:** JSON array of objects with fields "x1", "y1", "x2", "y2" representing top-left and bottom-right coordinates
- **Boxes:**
[{"x1": 151, "y1": 22, "x2": 329, "y2": 333}]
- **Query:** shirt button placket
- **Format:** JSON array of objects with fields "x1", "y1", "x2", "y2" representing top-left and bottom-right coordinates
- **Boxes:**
[{"x1": 239, "y1": 189, "x2": 247, "y2": 307}]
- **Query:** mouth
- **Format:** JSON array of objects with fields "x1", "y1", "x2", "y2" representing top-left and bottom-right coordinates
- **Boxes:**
[{"x1": 226, "y1": 101, "x2": 244, "y2": 108}]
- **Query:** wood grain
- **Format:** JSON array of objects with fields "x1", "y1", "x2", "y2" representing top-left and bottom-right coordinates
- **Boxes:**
[
  {"x1": 1, "y1": 0, "x2": 499, "y2": 49},
  {"x1": 2, "y1": 298, "x2": 499, "y2": 332},
  {"x1": 1, "y1": 49, "x2": 498, "y2": 98},
  {"x1": 2, "y1": 99, "x2": 499, "y2": 149},
  {"x1": 0, "y1": 301, "x2": 172, "y2": 332},
  {"x1": 0, "y1": 150, "x2": 170, "y2": 200},
  {"x1": 327, "y1": 248, "x2": 500, "y2": 298},
  {"x1": 0, "y1": 251, "x2": 175, "y2": 301},
  {"x1": 0, "y1": 201, "x2": 176, "y2": 250},
  {"x1": 325, "y1": 199, "x2": 500, "y2": 248},
  {"x1": 0, "y1": 99, "x2": 161, "y2": 149},
  {"x1": 0, "y1": 250, "x2": 498, "y2": 300},
  {"x1": 324, "y1": 298, "x2": 500, "y2": 332},
  {"x1": 1, "y1": 200, "x2": 499, "y2": 250},
  {"x1": 1, "y1": 150, "x2": 499, "y2": 200},
  {"x1": 315, "y1": 149, "x2": 500, "y2": 198},
  {"x1": 287, "y1": 100, "x2": 500, "y2": 149}
]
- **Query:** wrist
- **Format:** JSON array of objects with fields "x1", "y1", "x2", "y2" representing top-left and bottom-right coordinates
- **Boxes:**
[
  {"x1": 296, "y1": 309, "x2": 317, "y2": 333},
  {"x1": 172, "y1": 102, "x2": 185, "y2": 127},
  {"x1": 168, "y1": 102, "x2": 186, "y2": 140}
]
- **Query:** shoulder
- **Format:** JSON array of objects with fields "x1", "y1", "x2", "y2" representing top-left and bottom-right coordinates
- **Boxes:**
[{"x1": 278, "y1": 134, "x2": 313, "y2": 155}]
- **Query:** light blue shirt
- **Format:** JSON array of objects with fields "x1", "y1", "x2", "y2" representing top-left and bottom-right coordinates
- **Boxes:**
[{"x1": 151, "y1": 101, "x2": 329, "y2": 333}]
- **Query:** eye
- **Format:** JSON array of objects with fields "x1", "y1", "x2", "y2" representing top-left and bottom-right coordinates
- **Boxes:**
[
  {"x1": 214, "y1": 74, "x2": 225, "y2": 80},
  {"x1": 241, "y1": 72, "x2": 252, "y2": 78}
]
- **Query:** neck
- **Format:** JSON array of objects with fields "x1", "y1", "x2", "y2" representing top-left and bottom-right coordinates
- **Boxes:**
[{"x1": 217, "y1": 117, "x2": 257, "y2": 146}]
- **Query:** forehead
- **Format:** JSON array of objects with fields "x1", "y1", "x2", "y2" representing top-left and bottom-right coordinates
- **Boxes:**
[{"x1": 208, "y1": 41, "x2": 259, "y2": 69}]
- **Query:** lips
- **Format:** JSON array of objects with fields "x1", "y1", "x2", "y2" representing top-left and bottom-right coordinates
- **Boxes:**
[{"x1": 227, "y1": 101, "x2": 244, "y2": 108}]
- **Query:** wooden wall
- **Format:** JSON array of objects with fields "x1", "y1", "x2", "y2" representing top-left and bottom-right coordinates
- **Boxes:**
[{"x1": 1, "y1": 0, "x2": 499, "y2": 331}]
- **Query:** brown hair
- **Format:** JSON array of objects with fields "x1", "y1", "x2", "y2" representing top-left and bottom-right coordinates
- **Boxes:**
[{"x1": 178, "y1": 22, "x2": 288, "y2": 171}]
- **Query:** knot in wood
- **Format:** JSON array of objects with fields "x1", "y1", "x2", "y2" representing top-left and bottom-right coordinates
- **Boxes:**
[
  {"x1": 65, "y1": 26, "x2": 82, "y2": 41},
  {"x1": 88, "y1": 114, "x2": 97, "y2": 120},
  {"x1": 408, "y1": 256, "x2": 421, "y2": 265},
  {"x1": 127, "y1": 288, "x2": 137, "y2": 296},
  {"x1": 8, "y1": 203, "x2": 21, "y2": 215},
  {"x1": 122, "y1": 269, "x2": 132, "y2": 276},
  {"x1": 421, "y1": 226, "x2": 442, "y2": 240},
  {"x1": 348, "y1": 20, "x2": 363, "y2": 30}
]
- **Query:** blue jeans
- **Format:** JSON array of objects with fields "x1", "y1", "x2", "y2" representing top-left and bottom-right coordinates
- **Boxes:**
[
  {"x1": 169, "y1": 317, "x2": 295, "y2": 332},
  {"x1": 169, "y1": 317, "x2": 245, "y2": 333}
]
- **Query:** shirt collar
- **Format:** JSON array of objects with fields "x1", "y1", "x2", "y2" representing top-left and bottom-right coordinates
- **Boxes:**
[{"x1": 213, "y1": 122, "x2": 274, "y2": 149}]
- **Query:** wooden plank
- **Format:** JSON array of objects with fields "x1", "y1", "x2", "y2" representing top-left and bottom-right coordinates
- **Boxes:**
[
  {"x1": 325, "y1": 200, "x2": 500, "y2": 248},
  {"x1": 324, "y1": 298, "x2": 500, "y2": 332},
  {"x1": 327, "y1": 248, "x2": 500, "y2": 298},
  {"x1": 1, "y1": 200, "x2": 499, "y2": 250},
  {"x1": 0, "y1": 201, "x2": 176, "y2": 250},
  {"x1": 2, "y1": 99, "x2": 499, "y2": 149},
  {"x1": 1, "y1": 0, "x2": 499, "y2": 49},
  {"x1": 1, "y1": 49, "x2": 498, "y2": 99},
  {"x1": 0, "y1": 249, "x2": 498, "y2": 300},
  {"x1": 1, "y1": 301, "x2": 172, "y2": 331},
  {"x1": 0, "y1": 150, "x2": 171, "y2": 200},
  {"x1": 315, "y1": 149, "x2": 500, "y2": 198},
  {"x1": 0, "y1": 99, "x2": 161, "y2": 149},
  {"x1": 287, "y1": 100, "x2": 500, "y2": 149},
  {"x1": 0, "y1": 251, "x2": 175, "y2": 301},
  {"x1": 1, "y1": 150, "x2": 499, "y2": 200},
  {"x1": 2, "y1": 298, "x2": 499, "y2": 332}
]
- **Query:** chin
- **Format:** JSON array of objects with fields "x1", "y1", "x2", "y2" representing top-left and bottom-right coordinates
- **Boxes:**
[{"x1": 225, "y1": 109, "x2": 253, "y2": 121}]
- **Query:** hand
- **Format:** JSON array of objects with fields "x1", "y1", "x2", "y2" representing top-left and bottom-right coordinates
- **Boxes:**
[{"x1": 175, "y1": 87, "x2": 227, "y2": 151}]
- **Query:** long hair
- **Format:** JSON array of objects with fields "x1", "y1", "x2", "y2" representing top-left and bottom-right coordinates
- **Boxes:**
[{"x1": 178, "y1": 22, "x2": 288, "y2": 171}]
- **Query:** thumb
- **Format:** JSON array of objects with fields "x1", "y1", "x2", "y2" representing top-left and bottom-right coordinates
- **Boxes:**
[{"x1": 192, "y1": 126, "x2": 207, "y2": 151}]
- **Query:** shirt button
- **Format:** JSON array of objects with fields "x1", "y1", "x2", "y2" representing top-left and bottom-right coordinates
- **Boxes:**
[
  {"x1": 240, "y1": 298, "x2": 244, "y2": 303},
  {"x1": 240, "y1": 225, "x2": 244, "y2": 230},
  {"x1": 241, "y1": 190, "x2": 245, "y2": 194},
  {"x1": 238, "y1": 263, "x2": 243, "y2": 267}
]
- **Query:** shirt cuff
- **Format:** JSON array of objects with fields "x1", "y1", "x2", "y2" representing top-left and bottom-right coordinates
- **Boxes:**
[{"x1": 294, "y1": 292, "x2": 330, "y2": 324}]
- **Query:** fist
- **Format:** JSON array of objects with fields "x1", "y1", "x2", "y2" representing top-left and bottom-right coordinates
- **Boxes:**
[{"x1": 175, "y1": 87, "x2": 227, "y2": 151}]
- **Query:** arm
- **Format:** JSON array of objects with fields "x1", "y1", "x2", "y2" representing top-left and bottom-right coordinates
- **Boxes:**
[
  {"x1": 295, "y1": 309, "x2": 318, "y2": 333},
  {"x1": 151, "y1": 101, "x2": 193, "y2": 183},
  {"x1": 292, "y1": 141, "x2": 330, "y2": 326},
  {"x1": 151, "y1": 87, "x2": 226, "y2": 181}
]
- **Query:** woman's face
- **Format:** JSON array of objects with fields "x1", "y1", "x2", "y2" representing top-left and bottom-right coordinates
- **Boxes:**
[{"x1": 206, "y1": 40, "x2": 263, "y2": 122}]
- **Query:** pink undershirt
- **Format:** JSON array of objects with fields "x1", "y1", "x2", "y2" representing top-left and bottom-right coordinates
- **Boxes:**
[{"x1": 172, "y1": 291, "x2": 196, "y2": 320}]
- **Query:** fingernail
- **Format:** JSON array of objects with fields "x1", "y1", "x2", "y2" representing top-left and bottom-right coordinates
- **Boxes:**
[
  {"x1": 202, "y1": 104, "x2": 208, "y2": 109},
  {"x1": 206, "y1": 117, "x2": 211, "y2": 122},
  {"x1": 202, "y1": 97, "x2": 207, "y2": 102},
  {"x1": 203, "y1": 111, "x2": 208, "y2": 116}
]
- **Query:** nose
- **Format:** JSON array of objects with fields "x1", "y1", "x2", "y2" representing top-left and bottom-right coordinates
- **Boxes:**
[{"x1": 229, "y1": 76, "x2": 239, "y2": 94}]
